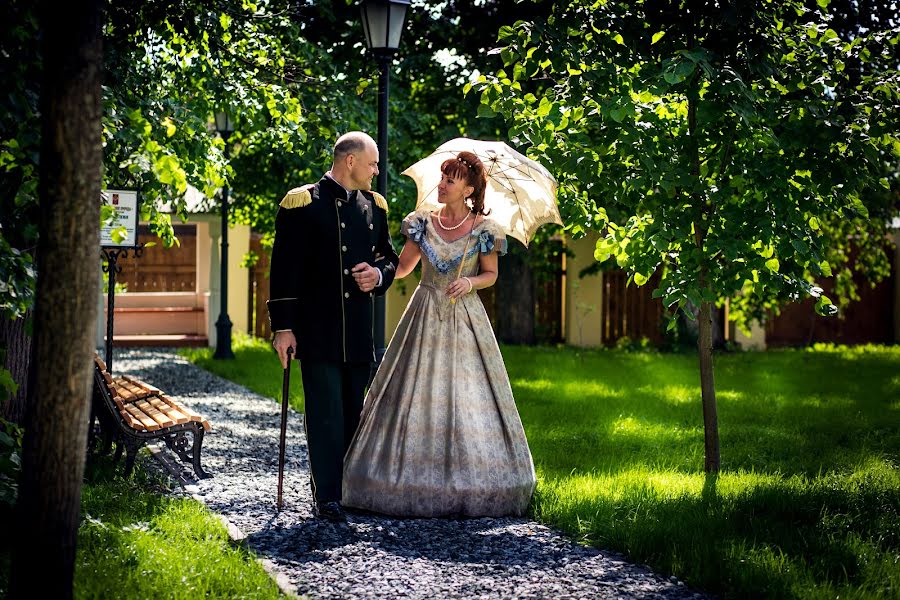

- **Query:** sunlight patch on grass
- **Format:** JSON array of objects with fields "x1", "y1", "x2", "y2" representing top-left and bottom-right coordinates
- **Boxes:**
[
  {"x1": 510, "y1": 378, "x2": 555, "y2": 394},
  {"x1": 561, "y1": 379, "x2": 621, "y2": 400}
]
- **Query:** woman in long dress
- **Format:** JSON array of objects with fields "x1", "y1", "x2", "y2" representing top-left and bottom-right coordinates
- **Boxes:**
[{"x1": 342, "y1": 151, "x2": 536, "y2": 518}]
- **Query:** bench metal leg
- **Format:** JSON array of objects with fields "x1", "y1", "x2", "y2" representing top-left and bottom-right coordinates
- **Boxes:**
[
  {"x1": 112, "y1": 438, "x2": 125, "y2": 464},
  {"x1": 123, "y1": 438, "x2": 143, "y2": 478},
  {"x1": 191, "y1": 427, "x2": 211, "y2": 480}
]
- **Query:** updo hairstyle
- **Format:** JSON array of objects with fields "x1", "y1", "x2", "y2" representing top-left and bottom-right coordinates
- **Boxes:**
[{"x1": 439, "y1": 151, "x2": 490, "y2": 215}]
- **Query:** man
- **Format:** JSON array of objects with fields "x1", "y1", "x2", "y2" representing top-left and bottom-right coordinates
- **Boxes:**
[{"x1": 267, "y1": 131, "x2": 399, "y2": 522}]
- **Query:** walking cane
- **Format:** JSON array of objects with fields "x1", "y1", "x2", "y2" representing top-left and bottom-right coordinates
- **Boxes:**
[{"x1": 277, "y1": 346, "x2": 293, "y2": 511}]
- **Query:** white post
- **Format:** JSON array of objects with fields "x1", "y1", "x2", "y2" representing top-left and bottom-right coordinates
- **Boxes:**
[{"x1": 208, "y1": 224, "x2": 221, "y2": 349}]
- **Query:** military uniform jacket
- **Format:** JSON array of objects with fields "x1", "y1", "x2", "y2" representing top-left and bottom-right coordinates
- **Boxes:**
[{"x1": 267, "y1": 175, "x2": 399, "y2": 363}]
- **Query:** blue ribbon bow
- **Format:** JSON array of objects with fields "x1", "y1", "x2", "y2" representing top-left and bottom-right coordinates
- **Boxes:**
[
  {"x1": 475, "y1": 229, "x2": 495, "y2": 254},
  {"x1": 407, "y1": 217, "x2": 427, "y2": 243}
]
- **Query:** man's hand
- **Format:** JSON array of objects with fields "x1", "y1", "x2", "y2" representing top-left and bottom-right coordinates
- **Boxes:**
[
  {"x1": 273, "y1": 330, "x2": 297, "y2": 369},
  {"x1": 351, "y1": 262, "x2": 380, "y2": 293}
]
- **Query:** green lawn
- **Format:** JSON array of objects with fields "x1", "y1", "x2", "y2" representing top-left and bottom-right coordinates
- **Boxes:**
[
  {"x1": 0, "y1": 455, "x2": 282, "y2": 598},
  {"x1": 182, "y1": 337, "x2": 900, "y2": 599},
  {"x1": 75, "y1": 457, "x2": 282, "y2": 599}
]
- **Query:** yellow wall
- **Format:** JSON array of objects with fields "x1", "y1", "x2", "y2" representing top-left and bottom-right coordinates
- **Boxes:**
[
  {"x1": 385, "y1": 271, "x2": 420, "y2": 345},
  {"x1": 227, "y1": 223, "x2": 251, "y2": 334},
  {"x1": 564, "y1": 231, "x2": 604, "y2": 347}
]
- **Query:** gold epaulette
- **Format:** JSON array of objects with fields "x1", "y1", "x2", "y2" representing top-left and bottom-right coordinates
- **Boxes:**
[
  {"x1": 372, "y1": 191, "x2": 388, "y2": 212},
  {"x1": 279, "y1": 185, "x2": 314, "y2": 209}
]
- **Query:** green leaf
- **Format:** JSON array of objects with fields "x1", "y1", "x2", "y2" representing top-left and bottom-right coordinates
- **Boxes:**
[
  {"x1": 815, "y1": 295, "x2": 838, "y2": 316},
  {"x1": 610, "y1": 107, "x2": 627, "y2": 123},
  {"x1": 612, "y1": 33, "x2": 624, "y2": 45},
  {"x1": 634, "y1": 272, "x2": 649, "y2": 286},
  {"x1": 476, "y1": 103, "x2": 496, "y2": 118},
  {"x1": 651, "y1": 31, "x2": 665, "y2": 45},
  {"x1": 765, "y1": 257, "x2": 780, "y2": 272}
]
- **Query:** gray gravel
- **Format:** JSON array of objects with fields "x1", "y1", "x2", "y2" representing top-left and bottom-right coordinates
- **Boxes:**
[{"x1": 114, "y1": 348, "x2": 712, "y2": 600}]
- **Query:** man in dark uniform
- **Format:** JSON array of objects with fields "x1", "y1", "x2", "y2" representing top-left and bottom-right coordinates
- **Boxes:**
[{"x1": 267, "y1": 131, "x2": 399, "y2": 522}]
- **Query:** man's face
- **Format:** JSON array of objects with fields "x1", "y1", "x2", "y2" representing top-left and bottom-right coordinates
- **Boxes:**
[{"x1": 349, "y1": 143, "x2": 380, "y2": 190}]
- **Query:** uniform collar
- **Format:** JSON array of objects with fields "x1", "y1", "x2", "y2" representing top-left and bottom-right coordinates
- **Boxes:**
[{"x1": 323, "y1": 172, "x2": 356, "y2": 201}]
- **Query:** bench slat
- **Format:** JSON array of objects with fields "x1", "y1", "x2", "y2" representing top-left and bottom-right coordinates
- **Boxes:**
[
  {"x1": 147, "y1": 397, "x2": 190, "y2": 424},
  {"x1": 134, "y1": 399, "x2": 175, "y2": 429},
  {"x1": 159, "y1": 395, "x2": 211, "y2": 431},
  {"x1": 118, "y1": 409, "x2": 142, "y2": 430},
  {"x1": 121, "y1": 375, "x2": 161, "y2": 395},
  {"x1": 122, "y1": 403, "x2": 160, "y2": 431}
]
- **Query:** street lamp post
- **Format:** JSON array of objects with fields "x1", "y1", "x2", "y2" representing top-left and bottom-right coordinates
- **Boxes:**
[
  {"x1": 214, "y1": 110, "x2": 235, "y2": 359},
  {"x1": 360, "y1": 0, "x2": 410, "y2": 363}
]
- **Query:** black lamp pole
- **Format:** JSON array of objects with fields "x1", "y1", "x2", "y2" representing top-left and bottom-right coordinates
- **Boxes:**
[
  {"x1": 361, "y1": 0, "x2": 410, "y2": 364},
  {"x1": 373, "y1": 53, "x2": 390, "y2": 363},
  {"x1": 214, "y1": 112, "x2": 235, "y2": 359}
]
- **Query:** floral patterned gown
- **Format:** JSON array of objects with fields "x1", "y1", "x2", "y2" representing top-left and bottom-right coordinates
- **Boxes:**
[{"x1": 342, "y1": 209, "x2": 537, "y2": 517}]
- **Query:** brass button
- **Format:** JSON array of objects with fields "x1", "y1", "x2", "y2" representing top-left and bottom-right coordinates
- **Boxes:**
[
  {"x1": 336, "y1": 200, "x2": 342, "y2": 207},
  {"x1": 371, "y1": 245, "x2": 376, "y2": 251},
  {"x1": 344, "y1": 292, "x2": 350, "y2": 299},
  {"x1": 369, "y1": 292, "x2": 374, "y2": 298},
  {"x1": 369, "y1": 224, "x2": 374, "y2": 230},
  {"x1": 342, "y1": 245, "x2": 347, "y2": 252},
  {"x1": 344, "y1": 269, "x2": 349, "y2": 275},
  {"x1": 341, "y1": 222, "x2": 346, "y2": 228}
]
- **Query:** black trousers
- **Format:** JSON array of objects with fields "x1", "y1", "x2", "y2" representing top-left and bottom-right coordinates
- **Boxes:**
[{"x1": 299, "y1": 360, "x2": 370, "y2": 503}]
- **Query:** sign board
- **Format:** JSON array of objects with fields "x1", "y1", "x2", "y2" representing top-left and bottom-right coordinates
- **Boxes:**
[{"x1": 100, "y1": 189, "x2": 140, "y2": 248}]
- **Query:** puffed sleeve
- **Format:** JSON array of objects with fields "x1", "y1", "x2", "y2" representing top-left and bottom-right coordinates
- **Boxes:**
[
  {"x1": 474, "y1": 218, "x2": 508, "y2": 256},
  {"x1": 401, "y1": 210, "x2": 428, "y2": 243}
]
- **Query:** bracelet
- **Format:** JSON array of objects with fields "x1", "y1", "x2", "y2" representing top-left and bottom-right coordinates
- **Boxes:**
[{"x1": 463, "y1": 277, "x2": 474, "y2": 294}]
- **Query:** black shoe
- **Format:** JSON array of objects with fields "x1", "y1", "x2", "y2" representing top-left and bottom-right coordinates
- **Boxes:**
[{"x1": 313, "y1": 500, "x2": 346, "y2": 523}]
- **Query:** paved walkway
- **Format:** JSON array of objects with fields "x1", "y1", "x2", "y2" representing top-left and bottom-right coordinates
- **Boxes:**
[{"x1": 117, "y1": 348, "x2": 711, "y2": 599}]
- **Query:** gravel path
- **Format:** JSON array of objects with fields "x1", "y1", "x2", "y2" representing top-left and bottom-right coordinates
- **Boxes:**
[{"x1": 115, "y1": 348, "x2": 711, "y2": 600}]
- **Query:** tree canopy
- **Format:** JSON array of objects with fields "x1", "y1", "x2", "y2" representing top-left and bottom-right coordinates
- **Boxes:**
[{"x1": 475, "y1": 0, "x2": 899, "y2": 330}]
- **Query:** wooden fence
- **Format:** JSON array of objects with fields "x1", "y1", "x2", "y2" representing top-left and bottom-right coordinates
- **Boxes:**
[
  {"x1": 601, "y1": 269, "x2": 665, "y2": 345},
  {"x1": 766, "y1": 250, "x2": 896, "y2": 346},
  {"x1": 117, "y1": 224, "x2": 197, "y2": 292},
  {"x1": 248, "y1": 233, "x2": 272, "y2": 339}
]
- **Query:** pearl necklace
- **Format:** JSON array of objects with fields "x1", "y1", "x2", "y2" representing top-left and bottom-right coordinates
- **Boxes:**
[{"x1": 436, "y1": 207, "x2": 471, "y2": 231}]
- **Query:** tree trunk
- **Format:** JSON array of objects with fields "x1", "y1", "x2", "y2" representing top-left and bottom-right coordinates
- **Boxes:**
[
  {"x1": 698, "y1": 297, "x2": 720, "y2": 472},
  {"x1": 0, "y1": 312, "x2": 32, "y2": 424},
  {"x1": 686, "y1": 22, "x2": 720, "y2": 473},
  {"x1": 495, "y1": 241, "x2": 535, "y2": 344},
  {"x1": 9, "y1": 1, "x2": 102, "y2": 598}
]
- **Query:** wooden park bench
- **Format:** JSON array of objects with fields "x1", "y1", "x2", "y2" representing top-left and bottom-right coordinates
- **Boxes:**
[{"x1": 91, "y1": 355, "x2": 212, "y2": 479}]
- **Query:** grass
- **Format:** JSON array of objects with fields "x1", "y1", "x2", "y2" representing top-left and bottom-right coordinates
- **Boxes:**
[
  {"x1": 75, "y1": 457, "x2": 282, "y2": 599},
  {"x1": 0, "y1": 455, "x2": 282, "y2": 599},
  {"x1": 181, "y1": 333, "x2": 307, "y2": 413},
  {"x1": 181, "y1": 337, "x2": 900, "y2": 599},
  {"x1": 505, "y1": 344, "x2": 900, "y2": 599}
]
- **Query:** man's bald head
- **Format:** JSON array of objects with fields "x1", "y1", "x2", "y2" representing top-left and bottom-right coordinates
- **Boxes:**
[
  {"x1": 331, "y1": 131, "x2": 379, "y2": 191},
  {"x1": 333, "y1": 131, "x2": 377, "y2": 163}
]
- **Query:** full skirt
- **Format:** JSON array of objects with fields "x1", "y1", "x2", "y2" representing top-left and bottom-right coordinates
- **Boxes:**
[{"x1": 342, "y1": 284, "x2": 536, "y2": 517}]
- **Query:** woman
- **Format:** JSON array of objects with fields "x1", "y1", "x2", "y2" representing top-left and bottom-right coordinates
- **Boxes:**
[{"x1": 342, "y1": 151, "x2": 536, "y2": 518}]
